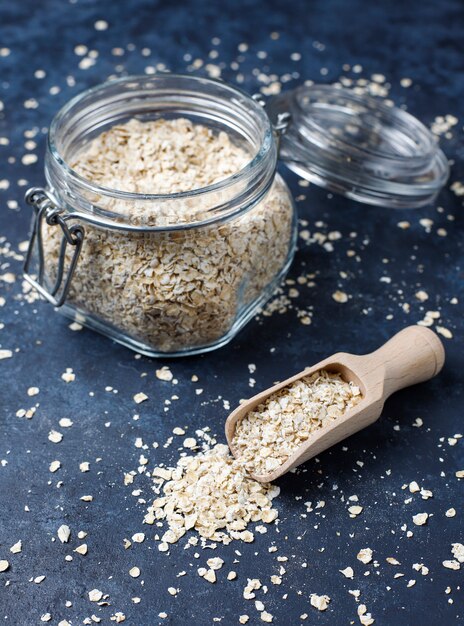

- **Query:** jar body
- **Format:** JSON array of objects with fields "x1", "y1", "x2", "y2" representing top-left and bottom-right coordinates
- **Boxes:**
[
  {"x1": 40, "y1": 174, "x2": 295, "y2": 356},
  {"x1": 26, "y1": 75, "x2": 297, "y2": 356}
]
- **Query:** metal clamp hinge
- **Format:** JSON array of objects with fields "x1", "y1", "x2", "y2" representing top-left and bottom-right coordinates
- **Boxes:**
[
  {"x1": 23, "y1": 187, "x2": 85, "y2": 307},
  {"x1": 252, "y1": 93, "x2": 291, "y2": 154}
]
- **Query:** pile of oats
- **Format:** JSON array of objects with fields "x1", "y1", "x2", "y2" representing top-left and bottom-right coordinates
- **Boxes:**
[
  {"x1": 232, "y1": 369, "x2": 362, "y2": 476},
  {"x1": 144, "y1": 443, "x2": 279, "y2": 547},
  {"x1": 42, "y1": 118, "x2": 294, "y2": 352}
]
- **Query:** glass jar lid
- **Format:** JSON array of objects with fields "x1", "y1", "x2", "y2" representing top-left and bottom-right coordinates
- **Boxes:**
[{"x1": 267, "y1": 84, "x2": 449, "y2": 208}]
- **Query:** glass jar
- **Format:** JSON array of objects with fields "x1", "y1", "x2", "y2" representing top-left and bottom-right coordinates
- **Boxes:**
[
  {"x1": 24, "y1": 74, "x2": 449, "y2": 357},
  {"x1": 23, "y1": 75, "x2": 297, "y2": 356}
]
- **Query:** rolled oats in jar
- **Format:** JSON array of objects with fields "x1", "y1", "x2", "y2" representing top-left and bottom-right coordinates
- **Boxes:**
[{"x1": 24, "y1": 75, "x2": 297, "y2": 356}]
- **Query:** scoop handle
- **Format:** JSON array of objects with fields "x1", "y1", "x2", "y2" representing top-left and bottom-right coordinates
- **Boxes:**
[{"x1": 367, "y1": 325, "x2": 445, "y2": 398}]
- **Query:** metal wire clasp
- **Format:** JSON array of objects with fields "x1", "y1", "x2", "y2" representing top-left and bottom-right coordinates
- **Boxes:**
[
  {"x1": 252, "y1": 93, "x2": 291, "y2": 155},
  {"x1": 23, "y1": 187, "x2": 85, "y2": 307}
]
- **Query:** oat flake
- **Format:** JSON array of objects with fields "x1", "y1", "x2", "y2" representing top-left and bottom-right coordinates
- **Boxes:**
[
  {"x1": 48, "y1": 461, "x2": 61, "y2": 473},
  {"x1": 310, "y1": 594, "x2": 330, "y2": 611},
  {"x1": 57, "y1": 524, "x2": 71, "y2": 543},
  {"x1": 357, "y1": 548, "x2": 373, "y2": 564},
  {"x1": 133, "y1": 392, "x2": 148, "y2": 404},
  {"x1": 88, "y1": 589, "x2": 103, "y2": 602},
  {"x1": 412, "y1": 512, "x2": 428, "y2": 526}
]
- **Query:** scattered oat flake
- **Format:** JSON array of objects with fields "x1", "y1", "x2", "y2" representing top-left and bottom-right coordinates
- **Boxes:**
[
  {"x1": 310, "y1": 594, "x2": 330, "y2": 611},
  {"x1": 48, "y1": 430, "x2": 63, "y2": 443},
  {"x1": 415, "y1": 290, "x2": 429, "y2": 302},
  {"x1": 348, "y1": 505, "x2": 363, "y2": 517},
  {"x1": 0, "y1": 349, "x2": 13, "y2": 360},
  {"x1": 397, "y1": 220, "x2": 410, "y2": 229},
  {"x1": 261, "y1": 611, "x2": 273, "y2": 623},
  {"x1": 61, "y1": 368, "x2": 75, "y2": 382},
  {"x1": 129, "y1": 566, "x2": 140, "y2": 578},
  {"x1": 332, "y1": 290, "x2": 348, "y2": 303},
  {"x1": 358, "y1": 604, "x2": 375, "y2": 625},
  {"x1": 74, "y1": 544, "x2": 88, "y2": 555},
  {"x1": 27, "y1": 386, "x2": 39, "y2": 396},
  {"x1": 443, "y1": 560, "x2": 460, "y2": 570},
  {"x1": 94, "y1": 19, "x2": 108, "y2": 30},
  {"x1": 183, "y1": 437, "x2": 197, "y2": 449},
  {"x1": 412, "y1": 512, "x2": 428, "y2": 526},
  {"x1": 23, "y1": 153, "x2": 39, "y2": 165},
  {"x1": 207, "y1": 557, "x2": 224, "y2": 570},
  {"x1": 10, "y1": 541, "x2": 22, "y2": 554},
  {"x1": 436, "y1": 326, "x2": 453, "y2": 339},
  {"x1": 156, "y1": 366, "x2": 173, "y2": 381},
  {"x1": 445, "y1": 508, "x2": 456, "y2": 518},
  {"x1": 451, "y1": 543, "x2": 464, "y2": 563},
  {"x1": 134, "y1": 392, "x2": 148, "y2": 404},
  {"x1": 49, "y1": 460, "x2": 61, "y2": 473},
  {"x1": 202, "y1": 569, "x2": 216, "y2": 583},
  {"x1": 57, "y1": 524, "x2": 71, "y2": 543},
  {"x1": 357, "y1": 548, "x2": 373, "y2": 564},
  {"x1": 0, "y1": 272, "x2": 16, "y2": 285},
  {"x1": 340, "y1": 566, "x2": 354, "y2": 579},
  {"x1": 0, "y1": 560, "x2": 9, "y2": 572},
  {"x1": 88, "y1": 589, "x2": 103, "y2": 602},
  {"x1": 34, "y1": 575, "x2": 46, "y2": 584},
  {"x1": 59, "y1": 418, "x2": 73, "y2": 428}
]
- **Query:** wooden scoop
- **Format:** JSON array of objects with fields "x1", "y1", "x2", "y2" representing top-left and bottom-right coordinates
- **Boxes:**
[{"x1": 225, "y1": 326, "x2": 445, "y2": 482}]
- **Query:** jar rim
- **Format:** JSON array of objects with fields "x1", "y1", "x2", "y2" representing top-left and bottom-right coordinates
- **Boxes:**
[{"x1": 47, "y1": 73, "x2": 274, "y2": 204}]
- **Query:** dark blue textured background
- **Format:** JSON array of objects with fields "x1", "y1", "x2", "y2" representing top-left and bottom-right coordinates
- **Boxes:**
[{"x1": 0, "y1": 1, "x2": 463, "y2": 625}]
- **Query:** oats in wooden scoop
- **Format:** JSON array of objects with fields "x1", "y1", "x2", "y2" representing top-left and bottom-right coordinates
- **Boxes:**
[{"x1": 232, "y1": 370, "x2": 362, "y2": 476}]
